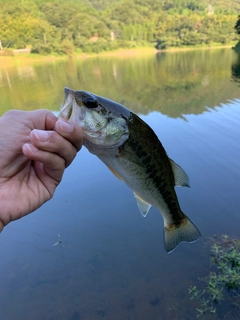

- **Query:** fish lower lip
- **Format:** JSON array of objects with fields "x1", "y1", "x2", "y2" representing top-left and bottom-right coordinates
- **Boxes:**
[
  {"x1": 67, "y1": 103, "x2": 73, "y2": 119},
  {"x1": 59, "y1": 94, "x2": 74, "y2": 120}
]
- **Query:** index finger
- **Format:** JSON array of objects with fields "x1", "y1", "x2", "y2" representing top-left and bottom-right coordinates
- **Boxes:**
[{"x1": 54, "y1": 119, "x2": 83, "y2": 152}]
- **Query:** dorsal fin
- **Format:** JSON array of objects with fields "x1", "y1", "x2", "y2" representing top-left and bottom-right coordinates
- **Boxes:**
[
  {"x1": 169, "y1": 159, "x2": 190, "y2": 187},
  {"x1": 133, "y1": 192, "x2": 152, "y2": 217}
]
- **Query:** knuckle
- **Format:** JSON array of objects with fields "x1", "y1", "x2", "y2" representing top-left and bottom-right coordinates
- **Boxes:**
[{"x1": 5, "y1": 110, "x2": 24, "y2": 118}]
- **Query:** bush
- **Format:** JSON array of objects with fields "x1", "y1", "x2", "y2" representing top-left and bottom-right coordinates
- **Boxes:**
[
  {"x1": 31, "y1": 42, "x2": 63, "y2": 55},
  {"x1": 155, "y1": 39, "x2": 170, "y2": 50},
  {"x1": 91, "y1": 39, "x2": 109, "y2": 53},
  {"x1": 61, "y1": 39, "x2": 75, "y2": 56},
  {"x1": 75, "y1": 38, "x2": 111, "y2": 54}
]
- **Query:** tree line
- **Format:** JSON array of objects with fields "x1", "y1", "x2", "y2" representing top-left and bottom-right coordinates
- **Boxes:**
[{"x1": 0, "y1": 0, "x2": 239, "y2": 55}]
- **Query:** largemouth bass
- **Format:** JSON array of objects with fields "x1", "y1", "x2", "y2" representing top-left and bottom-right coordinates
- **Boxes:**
[{"x1": 59, "y1": 87, "x2": 201, "y2": 253}]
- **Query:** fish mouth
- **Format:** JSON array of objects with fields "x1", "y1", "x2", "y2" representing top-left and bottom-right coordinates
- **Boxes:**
[
  {"x1": 59, "y1": 88, "x2": 84, "y2": 122},
  {"x1": 59, "y1": 93, "x2": 73, "y2": 120}
]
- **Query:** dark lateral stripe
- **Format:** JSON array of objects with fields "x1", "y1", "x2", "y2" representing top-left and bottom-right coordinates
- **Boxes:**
[{"x1": 128, "y1": 138, "x2": 150, "y2": 161}]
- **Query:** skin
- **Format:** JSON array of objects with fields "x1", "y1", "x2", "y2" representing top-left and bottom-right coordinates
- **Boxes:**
[{"x1": 0, "y1": 109, "x2": 83, "y2": 232}]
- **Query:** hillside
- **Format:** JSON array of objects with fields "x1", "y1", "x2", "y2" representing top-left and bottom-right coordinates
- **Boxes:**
[{"x1": 0, "y1": 0, "x2": 239, "y2": 55}]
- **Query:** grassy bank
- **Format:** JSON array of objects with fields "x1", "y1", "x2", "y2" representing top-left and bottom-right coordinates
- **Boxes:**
[{"x1": 0, "y1": 54, "x2": 67, "y2": 67}]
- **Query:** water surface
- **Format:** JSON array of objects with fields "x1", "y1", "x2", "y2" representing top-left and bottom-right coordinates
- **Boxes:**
[{"x1": 0, "y1": 48, "x2": 240, "y2": 319}]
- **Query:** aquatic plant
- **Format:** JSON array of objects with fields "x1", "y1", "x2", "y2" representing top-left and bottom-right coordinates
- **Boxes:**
[{"x1": 189, "y1": 234, "x2": 240, "y2": 318}]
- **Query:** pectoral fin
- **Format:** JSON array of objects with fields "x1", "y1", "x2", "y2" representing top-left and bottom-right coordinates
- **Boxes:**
[
  {"x1": 133, "y1": 192, "x2": 152, "y2": 217},
  {"x1": 169, "y1": 159, "x2": 190, "y2": 187},
  {"x1": 118, "y1": 148, "x2": 143, "y2": 167}
]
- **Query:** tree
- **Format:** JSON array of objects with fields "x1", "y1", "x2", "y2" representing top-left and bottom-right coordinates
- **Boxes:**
[{"x1": 234, "y1": 15, "x2": 240, "y2": 35}]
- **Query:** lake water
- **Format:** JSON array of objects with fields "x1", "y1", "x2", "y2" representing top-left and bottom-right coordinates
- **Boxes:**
[{"x1": 0, "y1": 48, "x2": 240, "y2": 320}]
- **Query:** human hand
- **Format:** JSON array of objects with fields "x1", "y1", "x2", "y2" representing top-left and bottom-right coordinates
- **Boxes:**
[{"x1": 0, "y1": 109, "x2": 83, "y2": 231}]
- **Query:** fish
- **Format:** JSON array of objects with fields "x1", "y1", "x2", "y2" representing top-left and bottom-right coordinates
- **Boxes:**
[{"x1": 59, "y1": 87, "x2": 201, "y2": 253}]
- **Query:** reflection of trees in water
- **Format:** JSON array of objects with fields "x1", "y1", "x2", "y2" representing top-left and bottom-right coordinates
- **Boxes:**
[
  {"x1": 232, "y1": 53, "x2": 240, "y2": 84},
  {"x1": 1, "y1": 49, "x2": 240, "y2": 118}
]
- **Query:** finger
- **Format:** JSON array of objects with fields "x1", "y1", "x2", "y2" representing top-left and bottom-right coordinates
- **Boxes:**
[
  {"x1": 54, "y1": 119, "x2": 83, "y2": 152},
  {"x1": 22, "y1": 143, "x2": 65, "y2": 186},
  {"x1": 27, "y1": 110, "x2": 58, "y2": 131},
  {"x1": 29, "y1": 129, "x2": 77, "y2": 168}
]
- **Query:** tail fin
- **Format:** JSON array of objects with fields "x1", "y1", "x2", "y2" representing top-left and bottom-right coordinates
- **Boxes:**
[{"x1": 164, "y1": 215, "x2": 201, "y2": 253}]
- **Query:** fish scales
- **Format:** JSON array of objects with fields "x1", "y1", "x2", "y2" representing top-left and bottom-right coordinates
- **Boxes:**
[{"x1": 59, "y1": 88, "x2": 201, "y2": 253}]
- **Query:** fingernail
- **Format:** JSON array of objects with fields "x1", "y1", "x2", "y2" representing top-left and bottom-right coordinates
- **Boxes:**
[
  {"x1": 25, "y1": 143, "x2": 39, "y2": 153},
  {"x1": 58, "y1": 120, "x2": 73, "y2": 133},
  {"x1": 32, "y1": 129, "x2": 50, "y2": 142}
]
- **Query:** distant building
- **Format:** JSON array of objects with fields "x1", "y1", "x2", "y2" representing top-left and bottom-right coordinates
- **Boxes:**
[{"x1": 13, "y1": 48, "x2": 31, "y2": 54}]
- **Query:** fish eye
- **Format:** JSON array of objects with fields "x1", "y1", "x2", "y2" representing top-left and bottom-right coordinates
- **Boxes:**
[{"x1": 83, "y1": 97, "x2": 98, "y2": 109}]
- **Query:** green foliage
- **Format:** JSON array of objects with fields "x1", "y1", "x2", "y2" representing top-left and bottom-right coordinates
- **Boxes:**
[
  {"x1": 235, "y1": 15, "x2": 240, "y2": 35},
  {"x1": 233, "y1": 41, "x2": 240, "y2": 53},
  {"x1": 189, "y1": 235, "x2": 240, "y2": 318},
  {"x1": 61, "y1": 39, "x2": 75, "y2": 56},
  {"x1": 0, "y1": 0, "x2": 239, "y2": 54}
]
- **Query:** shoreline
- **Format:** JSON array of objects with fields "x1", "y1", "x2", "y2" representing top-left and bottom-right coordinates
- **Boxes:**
[
  {"x1": 158, "y1": 44, "x2": 234, "y2": 52},
  {"x1": 0, "y1": 44, "x2": 235, "y2": 65}
]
